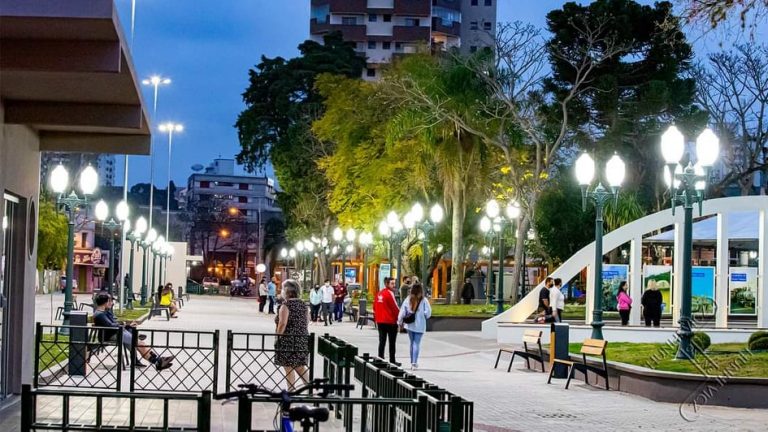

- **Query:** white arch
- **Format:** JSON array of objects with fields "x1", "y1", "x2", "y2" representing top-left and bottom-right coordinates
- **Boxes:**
[{"x1": 482, "y1": 196, "x2": 768, "y2": 338}]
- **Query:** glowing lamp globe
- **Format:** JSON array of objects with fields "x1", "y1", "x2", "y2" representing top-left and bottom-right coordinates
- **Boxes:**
[
  {"x1": 661, "y1": 125, "x2": 685, "y2": 164},
  {"x1": 79, "y1": 165, "x2": 98, "y2": 195},
  {"x1": 332, "y1": 227, "x2": 343, "y2": 242},
  {"x1": 479, "y1": 216, "x2": 491, "y2": 233},
  {"x1": 345, "y1": 228, "x2": 356, "y2": 242},
  {"x1": 505, "y1": 201, "x2": 521, "y2": 220},
  {"x1": 50, "y1": 164, "x2": 69, "y2": 194},
  {"x1": 575, "y1": 153, "x2": 595, "y2": 186},
  {"x1": 94, "y1": 200, "x2": 109, "y2": 221},
  {"x1": 430, "y1": 204, "x2": 444, "y2": 224},
  {"x1": 256, "y1": 263, "x2": 266, "y2": 273},
  {"x1": 485, "y1": 199, "x2": 500, "y2": 219},
  {"x1": 410, "y1": 203, "x2": 424, "y2": 222},
  {"x1": 605, "y1": 154, "x2": 626, "y2": 188},
  {"x1": 135, "y1": 216, "x2": 148, "y2": 235},
  {"x1": 378, "y1": 220, "x2": 390, "y2": 237},
  {"x1": 696, "y1": 128, "x2": 719, "y2": 167},
  {"x1": 116, "y1": 200, "x2": 129, "y2": 221}
]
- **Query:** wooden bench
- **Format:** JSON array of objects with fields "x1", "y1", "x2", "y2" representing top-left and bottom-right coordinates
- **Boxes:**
[
  {"x1": 547, "y1": 338, "x2": 609, "y2": 390},
  {"x1": 494, "y1": 330, "x2": 545, "y2": 372}
]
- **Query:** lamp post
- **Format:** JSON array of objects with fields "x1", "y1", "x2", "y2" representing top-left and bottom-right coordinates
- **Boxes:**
[
  {"x1": 125, "y1": 216, "x2": 147, "y2": 310},
  {"x1": 94, "y1": 200, "x2": 128, "y2": 297},
  {"x1": 333, "y1": 228, "x2": 357, "y2": 287},
  {"x1": 409, "y1": 203, "x2": 443, "y2": 297},
  {"x1": 151, "y1": 236, "x2": 165, "y2": 300},
  {"x1": 484, "y1": 199, "x2": 521, "y2": 315},
  {"x1": 139, "y1": 228, "x2": 157, "y2": 305},
  {"x1": 384, "y1": 212, "x2": 406, "y2": 297},
  {"x1": 378, "y1": 220, "x2": 393, "y2": 274},
  {"x1": 660, "y1": 125, "x2": 719, "y2": 359},
  {"x1": 576, "y1": 152, "x2": 626, "y2": 340},
  {"x1": 359, "y1": 232, "x2": 373, "y2": 296},
  {"x1": 158, "y1": 122, "x2": 183, "y2": 241},
  {"x1": 49, "y1": 164, "x2": 98, "y2": 329},
  {"x1": 141, "y1": 75, "x2": 172, "y2": 229},
  {"x1": 480, "y1": 216, "x2": 494, "y2": 305}
]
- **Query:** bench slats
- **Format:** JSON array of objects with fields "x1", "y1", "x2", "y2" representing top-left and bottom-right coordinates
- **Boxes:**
[
  {"x1": 522, "y1": 335, "x2": 540, "y2": 344},
  {"x1": 583, "y1": 339, "x2": 607, "y2": 349},
  {"x1": 523, "y1": 330, "x2": 542, "y2": 338},
  {"x1": 580, "y1": 346, "x2": 606, "y2": 356}
]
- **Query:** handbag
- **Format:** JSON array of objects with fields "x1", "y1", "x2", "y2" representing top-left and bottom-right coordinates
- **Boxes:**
[{"x1": 402, "y1": 299, "x2": 423, "y2": 324}]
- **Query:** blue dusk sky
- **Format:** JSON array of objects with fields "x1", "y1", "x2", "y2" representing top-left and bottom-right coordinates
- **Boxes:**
[{"x1": 113, "y1": 0, "x2": 756, "y2": 189}]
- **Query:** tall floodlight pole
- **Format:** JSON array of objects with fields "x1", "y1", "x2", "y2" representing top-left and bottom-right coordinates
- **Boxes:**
[
  {"x1": 158, "y1": 122, "x2": 183, "y2": 241},
  {"x1": 576, "y1": 152, "x2": 626, "y2": 340},
  {"x1": 141, "y1": 75, "x2": 171, "y2": 229},
  {"x1": 660, "y1": 126, "x2": 720, "y2": 359}
]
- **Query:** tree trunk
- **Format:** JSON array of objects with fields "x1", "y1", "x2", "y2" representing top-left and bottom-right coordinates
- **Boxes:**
[
  {"x1": 449, "y1": 180, "x2": 465, "y2": 304},
  {"x1": 510, "y1": 216, "x2": 530, "y2": 305}
]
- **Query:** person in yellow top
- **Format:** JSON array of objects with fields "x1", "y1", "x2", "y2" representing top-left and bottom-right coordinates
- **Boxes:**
[{"x1": 159, "y1": 283, "x2": 179, "y2": 318}]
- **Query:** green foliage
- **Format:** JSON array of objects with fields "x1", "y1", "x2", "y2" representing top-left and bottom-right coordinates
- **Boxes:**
[
  {"x1": 37, "y1": 194, "x2": 68, "y2": 270},
  {"x1": 749, "y1": 336, "x2": 768, "y2": 351},
  {"x1": 749, "y1": 331, "x2": 768, "y2": 345},
  {"x1": 604, "y1": 192, "x2": 647, "y2": 232},
  {"x1": 692, "y1": 331, "x2": 712, "y2": 352}
]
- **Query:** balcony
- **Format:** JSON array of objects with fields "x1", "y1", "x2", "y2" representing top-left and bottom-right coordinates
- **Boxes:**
[
  {"x1": 310, "y1": 19, "x2": 367, "y2": 41},
  {"x1": 393, "y1": 25, "x2": 431, "y2": 42},
  {"x1": 432, "y1": 0, "x2": 461, "y2": 11},
  {"x1": 311, "y1": 0, "x2": 367, "y2": 14},
  {"x1": 394, "y1": 0, "x2": 430, "y2": 16},
  {"x1": 432, "y1": 18, "x2": 460, "y2": 37}
]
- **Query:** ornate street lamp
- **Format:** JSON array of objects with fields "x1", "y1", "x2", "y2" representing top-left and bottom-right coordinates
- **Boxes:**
[
  {"x1": 358, "y1": 232, "x2": 373, "y2": 296},
  {"x1": 124, "y1": 216, "x2": 147, "y2": 310},
  {"x1": 49, "y1": 164, "x2": 98, "y2": 329},
  {"x1": 94, "y1": 200, "x2": 128, "y2": 298},
  {"x1": 332, "y1": 227, "x2": 357, "y2": 286},
  {"x1": 383, "y1": 212, "x2": 406, "y2": 298},
  {"x1": 480, "y1": 216, "x2": 493, "y2": 304},
  {"x1": 661, "y1": 125, "x2": 719, "y2": 359},
  {"x1": 151, "y1": 235, "x2": 165, "y2": 300},
  {"x1": 139, "y1": 228, "x2": 158, "y2": 305},
  {"x1": 484, "y1": 199, "x2": 521, "y2": 315},
  {"x1": 410, "y1": 203, "x2": 444, "y2": 297},
  {"x1": 576, "y1": 152, "x2": 626, "y2": 340}
]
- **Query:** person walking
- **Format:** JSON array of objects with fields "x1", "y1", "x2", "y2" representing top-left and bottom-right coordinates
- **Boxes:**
[
  {"x1": 333, "y1": 282, "x2": 348, "y2": 322},
  {"x1": 320, "y1": 280, "x2": 334, "y2": 326},
  {"x1": 549, "y1": 278, "x2": 565, "y2": 323},
  {"x1": 461, "y1": 278, "x2": 475, "y2": 305},
  {"x1": 397, "y1": 283, "x2": 432, "y2": 370},
  {"x1": 258, "y1": 278, "x2": 268, "y2": 313},
  {"x1": 641, "y1": 281, "x2": 662, "y2": 327},
  {"x1": 274, "y1": 280, "x2": 310, "y2": 390},
  {"x1": 374, "y1": 277, "x2": 400, "y2": 364},
  {"x1": 617, "y1": 281, "x2": 633, "y2": 326},
  {"x1": 309, "y1": 284, "x2": 322, "y2": 323},
  {"x1": 399, "y1": 277, "x2": 412, "y2": 305},
  {"x1": 267, "y1": 277, "x2": 277, "y2": 314}
]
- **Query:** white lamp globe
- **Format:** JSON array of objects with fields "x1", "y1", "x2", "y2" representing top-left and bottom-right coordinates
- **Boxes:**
[
  {"x1": 694, "y1": 164, "x2": 706, "y2": 191},
  {"x1": 696, "y1": 128, "x2": 719, "y2": 167},
  {"x1": 403, "y1": 212, "x2": 415, "y2": 229},
  {"x1": 360, "y1": 232, "x2": 373, "y2": 246},
  {"x1": 485, "y1": 199, "x2": 500, "y2": 218},
  {"x1": 146, "y1": 228, "x2": 158, "y2": 244},
  {"x1": 94, "y1": 200, "x2": 109, "y2": 221},
  {"x1": 332, "y1": 227, "x2": 343, "y2": 242},
  {"x1": 480, "y1": 216, "x2": 491, "y2": 233},
  {"x1": 505, "y1": 201, "x2": 521, "y2": 220},
  {"x1": 391, "y1": 220, "x2": 403, "y2": 233},
  {"x1": 345, "y1": 244, "x2": 353, "y2": 253},
  {"x1": 296, "y1": 241, "x2": 305, "y2": 252},
  {"x1": 280, "y1": 248, "x2": 288, "y2": 258},
  {"x1": 661, "y1": 125, "x2": 685, "y2": 164},
  {"x1": 378, "y1": 220, "x2": 390, "y2": 237},
  {"x1": 332, "y1": 245, "x2": 339, "y2": 254},
  {"x1": 289, "y1": 248, "x2": 296, "y2": 258},
  {"x1": 492, "y1": 219, "x2": 502, "y2": 233},
  {"x1": 116, "y1": 200, "x2": 130, "y2": 221},
  {"x1": 135, "y1": 216, "x2": 148, "y2": 235},
  {"x1": 345, "y1": 228, "x2": 356, "y2": 242},
  {"x1": 430, "y1": 204, "x2": 444, "y2": 224},
  {"x1": 575, "y1": 152, "x2": 595, "y2": 186},
  {"x1": 79, "y1": 165, "x2": 99, "y2": 195},
  {"x1": 123, "y1": 220, "x2": 131, "y2": 233},
  {"x1": 605, "y1": 154, "x2": 626, "y2": 188},
  {"x1": 305, "y1": 240, "x2": 315, "y2": 252},
  {"x1": 321, "y1": 237, "x2": 328, "y2": 247},
  {"x1": 256, "y1": 263, "x2": 266, "y2": 273},
  {"x1": 386, "y1": 211, "x2": 399, "y2": 228},
  {"x1": 50, "y1": 164, "x2": 69, "y2": 194},
  {"x1": 411, "y1": 203, "x2": 425, "y2": 222}
]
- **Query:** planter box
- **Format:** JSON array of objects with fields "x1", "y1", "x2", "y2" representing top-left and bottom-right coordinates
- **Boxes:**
[{"x1": 426, "y1": 316, "x2": 488, "y2": 332}]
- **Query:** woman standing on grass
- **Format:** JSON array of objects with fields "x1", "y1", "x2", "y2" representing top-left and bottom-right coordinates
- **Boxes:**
[
  {"x1": 617, "y1": 282, "x2": 633, "y2": 326},
  {"x1": 274, "y1": 280, "x2": 310, "y2": 390},
  {"x1": 397, "y1": 283, "x2": 432, "y2": 370}
]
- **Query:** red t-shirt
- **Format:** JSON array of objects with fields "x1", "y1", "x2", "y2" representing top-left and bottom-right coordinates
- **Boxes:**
[
  {"x1": 373, "y1": 288, "x2": 399, "y2": 324},
  {"x1": 334, "y1": 285, "x2": 347, "y2": 304}
]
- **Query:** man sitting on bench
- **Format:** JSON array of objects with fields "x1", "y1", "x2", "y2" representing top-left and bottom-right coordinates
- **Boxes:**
[{"x1": 92, "y1": 293, "x2": 174, "y2": 370}]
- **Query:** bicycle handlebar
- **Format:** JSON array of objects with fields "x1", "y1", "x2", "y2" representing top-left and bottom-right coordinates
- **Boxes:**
[{"x1": 214, "y1": 379, "x2": 354, "y2": 400}]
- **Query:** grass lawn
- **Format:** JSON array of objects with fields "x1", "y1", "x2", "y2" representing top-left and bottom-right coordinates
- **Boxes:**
[
  {"x1": 560, "y1": 303, "x2": 619, "y2": 320},
  {"x1": 568, "y1": 342, "x2": 768, "y2": 377},
  {"x1": 115, "y1": 303, "x2": 149, "y2": 321},
  {"x1": 430, "y1": 304, "x2": 511, "y2": 317},
  {"x1": 38, "y1": 333, "x2": 69, "y2": 374}
]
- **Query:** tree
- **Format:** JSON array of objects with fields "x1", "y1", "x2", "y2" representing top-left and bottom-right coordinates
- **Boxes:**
[
  {"x1": 692, "y1": 44, "x2": 768, "y2": 195},
  {"x1": 37, "y1": 194, "x2": 68, "y2": 270},
  {"x1": 675, "y1": 0, "x2": 768, "y2": 34}
]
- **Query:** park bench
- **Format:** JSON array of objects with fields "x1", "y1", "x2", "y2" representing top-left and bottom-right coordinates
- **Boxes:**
[
  {"x1": 87, "y1": 325, "x2": 129, "y2": 370},
  {"x1": 178, "y1": 286, "x2": 190, "y2": 303},
  {"x1": 55, "y1": 297, "x2": 82, "y2": 321},
  {"x1": 547, "y1": 338, "x2": 609, "y2": 390},
  {"x1": 355, "y1": 298, "x2": 376, "y2": 329},
  {"x1": 148, "y1": 291, "x2": 171, "y2": 320},
  {"x1": 494, "y1": 329, "x2": 545, "y2": 372}
]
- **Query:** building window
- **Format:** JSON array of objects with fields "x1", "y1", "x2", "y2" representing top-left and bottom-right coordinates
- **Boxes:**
[
  {"x1": 483, "y1": 22, "x2": 492, "y2": 31},
  {"x1": 471, "y1": 0, "x2": 478, "y2": 5},
  {"x1": 241, "y1": 209, "x2": 248, "y2": 216},
  {"x1": 382, "y1": 41, "x2": 391, "y2": 50},
  {"x1": 368, "y1": 41, "x2": 376, "y2": 49},
  {"x1": 433, "y1": 6, "x2": 461, "y2": 26},
  {"x1": 368, "y1": 14, "x2": 377, "y2": 22},
  {"x1": 311, "y1": 4, "x2": 330, "y2": 23},
  {"x1": 395, "y1": 42, "x2": 403, "y2": 51},
  {"x1": 405, "y1": 18, "x2": 420, "y2": 27},
  {"x1": 366, "y1": 68, "x2": 376, "y2": 77},
  {"x1": 383, "y1": 14, "x2": 392, "y2": 22},
  {"x1": 342, "y1": 16, "x2": 357, "y2": 25},
  {"x1": 216, "y1": 181, "x2": 233, "y2": 187},
  {"x1": 81, "y1": 233, "x2": 87, "y2": 247},
  {"x1": 470, "y1": 21, "x2": 478, "y2": 30},
  {"x1": 470, "y1": 46, "x2": 478, "y2": 53},
  {"x1": 485, "y1": 0, "x2": 492, "y2": 5},
  {"x1": 200, "y1": 181, "x2": 210, "y2": 188},
  {"x1": 239, "y1": 183, "x2": 248, "y2": 190}
]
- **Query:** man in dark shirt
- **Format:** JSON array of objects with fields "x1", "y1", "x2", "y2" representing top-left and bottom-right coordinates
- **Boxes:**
[
  {"x1": 93, "y1": 293, "x2": 174, "y2": 370},
  {"x1": 333, "y1": 283, "x2": 348, "y2": 322},
  {"x1": 538, "y1": 277, "x2": 554, "y2": 313}
]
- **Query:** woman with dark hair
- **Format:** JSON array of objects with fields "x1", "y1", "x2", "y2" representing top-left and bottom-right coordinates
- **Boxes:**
[
  {"x1": 159, "y1": 283, "x2": 178, "y2": 318},
  {"x1": 397, "y1": 283, "x2": 432, "y2": 370},
  {"x1": 617, "y1": 281, "x2": 633, "y2": 326},
  {"x1": 274, "y1": 279, "x2": 310, "y2": 390}
]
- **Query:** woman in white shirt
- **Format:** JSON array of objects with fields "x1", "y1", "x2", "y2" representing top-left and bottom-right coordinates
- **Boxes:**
[{"x1": 397, "y1": 283, "x2": 432, "y2": 370}]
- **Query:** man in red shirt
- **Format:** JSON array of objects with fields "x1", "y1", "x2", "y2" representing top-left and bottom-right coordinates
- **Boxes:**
[
  {"x1": 333, "y1": 282, "x2": 348, "y2": 322},
  {"x1": 374, "y1": 277, "x2": 400, "y2": 363}
]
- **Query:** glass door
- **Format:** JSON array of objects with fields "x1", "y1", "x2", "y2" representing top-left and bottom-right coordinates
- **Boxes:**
[{"x1": 1, "y1": 194, "x2": 19, "y2": 400}]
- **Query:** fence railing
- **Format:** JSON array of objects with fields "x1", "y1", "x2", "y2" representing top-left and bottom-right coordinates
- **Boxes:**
[
  {"x1": 225, "y1": 331, "x2": 315, "y2": 392},
  {"x1": 21, "y1": 384, "x2": 211, "y2": 432}
]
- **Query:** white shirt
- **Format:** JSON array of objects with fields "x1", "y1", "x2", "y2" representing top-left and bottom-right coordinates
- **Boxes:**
[
  {"x1": 321, "y1": 284, "x2": 334, "y2": 303},
  {"x1": 258, "y1": 283, "x2": 268, "y2": 296},
  {"x1": 550, "y1": 286, "x2": 565, "y2": 311}
]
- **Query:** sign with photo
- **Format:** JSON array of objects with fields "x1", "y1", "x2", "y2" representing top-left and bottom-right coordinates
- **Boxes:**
[
  {"x1": 729, "y1": 267, "x2": 758, "y2": 315},
  {"x1": 601, "y1": 265, "x2": 628, "y2": 311},
  {"x1": 691, "y1": 266, "x2": 716, "y2": 315},
  {"x1": 643, "y1": 265, "x2": 673, "y2": 314},
  {"x1": 378, "y1": 264, "x2": 391, "y2": 290}
]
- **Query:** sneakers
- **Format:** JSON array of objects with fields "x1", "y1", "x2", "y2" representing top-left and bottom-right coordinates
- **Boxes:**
[
  {"x1": 155, "y1": 355, "x2": 175, "y2": 371},
  {"x1": 134, "y1": 360, "x2": 147, "y2": 368},
  {"x1": 411, "y1": 363, "x2": 418, "y2": 370}
]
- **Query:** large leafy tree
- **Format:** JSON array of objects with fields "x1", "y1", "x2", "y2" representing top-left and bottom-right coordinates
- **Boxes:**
[{"x1": 37, "y1": 194, "x2": 68, "y2": 270}]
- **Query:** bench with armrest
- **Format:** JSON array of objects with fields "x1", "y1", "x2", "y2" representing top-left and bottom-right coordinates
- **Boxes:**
[
  {"x1": 355, "y1": 298, "x2": 376, "y2": 329},
  {"x1": 547, "y1": 338, "x2": 609, "y2": 390},
  {"x1": 148, "y1": 292, "x2": 171, "y2": 320},
  {"x1": 494, "y1": 330, "x2": 545, "y2": 372}
]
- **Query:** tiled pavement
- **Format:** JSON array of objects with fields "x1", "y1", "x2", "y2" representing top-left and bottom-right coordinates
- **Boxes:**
[{"x1": 2, "y1": 293, "x2": 766, "y2": 431}]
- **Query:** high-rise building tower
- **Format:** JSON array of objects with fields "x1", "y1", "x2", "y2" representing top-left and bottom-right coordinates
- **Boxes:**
[{"x1": 309, "y1": 0, "x2": 497, "y2": 80}]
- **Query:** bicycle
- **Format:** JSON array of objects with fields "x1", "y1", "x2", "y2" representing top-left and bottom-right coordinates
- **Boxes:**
[{"x1": 215, "y1": 379, "x2": 354, "y2": 432}]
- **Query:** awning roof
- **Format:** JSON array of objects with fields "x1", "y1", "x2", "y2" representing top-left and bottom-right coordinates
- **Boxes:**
[
  {"x1": 0, "y1": 0, "x2": 151, "y2": 155},
  {"x1": 645, "y1": 212, "x2": 759, "y2": 242}
]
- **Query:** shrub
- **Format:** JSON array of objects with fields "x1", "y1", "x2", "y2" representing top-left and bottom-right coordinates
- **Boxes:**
[
  {"x1": 691, "y1": 331, "x2": 711, "y2": 352},
  {"x1": 748, "y1": 335, "x2": 768, "y2": 351},
  {"x1": 748, "y1": 331, "x2": 768, "y2": 346}
]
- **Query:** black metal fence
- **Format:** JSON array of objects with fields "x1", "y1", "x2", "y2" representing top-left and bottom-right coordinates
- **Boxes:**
[
  {"x1": 225, "y1": 331, "x2": 315, "y2": 392},
  {"x1": 21, "y1": 384, "x2": 211, "y2": 432}
]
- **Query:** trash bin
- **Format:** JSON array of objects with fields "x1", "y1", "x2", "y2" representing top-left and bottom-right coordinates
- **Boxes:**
[
  {"x1": 68, "y1": 311, "x2": 89, "y2": 376},
  {"x1": 549, "y1": 322, "x2": 570, "y2": 378}
]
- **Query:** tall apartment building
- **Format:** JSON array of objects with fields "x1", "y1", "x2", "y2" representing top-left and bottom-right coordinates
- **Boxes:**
[
  {"x1": 41, "y1": 153, "x2": 116, "y2": 187},
  {"x1": 310, "y1": 0, "x2": 497, "y2": 80}
]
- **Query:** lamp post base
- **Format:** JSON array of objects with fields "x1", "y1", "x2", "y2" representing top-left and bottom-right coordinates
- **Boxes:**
[
  {"x1": 591, "y1": 311, "x2": 605, "y2": 340},
  {"x1": 675, "y1": 319, "x2": 695, "y2": 360},
  {"x1": 495, "y1": 299, "x2": 505, "y2": 315}
]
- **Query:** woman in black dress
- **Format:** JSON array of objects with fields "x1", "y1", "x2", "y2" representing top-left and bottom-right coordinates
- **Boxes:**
[
  {"x1": 274, "y1": 279, "x2": 310, "y2": 390},
  {"x1": 641, "y1": 282, "x2": 663, "y2": 327}
]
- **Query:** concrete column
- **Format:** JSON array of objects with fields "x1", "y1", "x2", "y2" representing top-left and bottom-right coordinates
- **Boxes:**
[
  {"x1": 673, "y1": 221, "x2": 683, "y2": 327},
  {"x1": 585, "y1": 263, "x2": 594, "y2": 325},
  {"x1": 758, "y1": 209, "x2": 768, "y2": 328},
  {"x1": 715, "y1": 212, "x2": 729, "y2": 328},
  {"x1": 629, "y1": 237, "x2": 643, "y2": 325}
]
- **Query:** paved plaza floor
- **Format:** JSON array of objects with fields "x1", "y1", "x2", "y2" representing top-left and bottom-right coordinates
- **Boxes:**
[{"x1": 1, "y1": 293, "x2": 767, "y2": 431}]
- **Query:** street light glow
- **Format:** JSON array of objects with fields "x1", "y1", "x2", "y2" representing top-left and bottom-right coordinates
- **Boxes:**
[
  {"x1": 430, "y1": 204, "x2": 444, "y2": 224},
  {"x1": 345, "y1": 228, "x2": 356, "y2": 242},
  {"x1": 79, "y1": 165, "x2": 99, "y2": 195},
  {"x1": 605, "y1": 154, "x2": 626, "y2": 188},
  {"x1": 296, "y1": 241, "x2": 305, "y2": 252},
  {"x1": 386, "y1": 211, "x2": 399, "y2": 228},
  {"x1": 280, "y1": 248, "x2": 288, "y2": 258},
  {"x1": 485, "y1": 199, "x2": 500, "y2": 219},
  {"x1": 159, "y1": 122, "x2": 184, "y2": 133},
  {"x1": 332, "y1": 227, "x2": 343, "y2": 242},
  {"x1": 661, "y1": 125, "x2": 685, "y2": 164},
  {"x1": 135, "y1": 216, "x2": 148, "y2": 235},
  {"x1": 378, "y1": 220, "x2": 390, "y2": 237},
  {"x1": 411, "y1": 203, "x2": 424, "y2": 222},
  {"x1": 575, "y1": 152, "x2": 595, "y2": 186},
  {"x1": 50, "y1": 164, "x2": 69, "y2": 194},
  {"x1": 696, "y1": 128, "x2": 719, "y2": 167},
  {"x1": 145, "y1": 228, "x2": 157, "y2": 245},
  {"x1": 479, "y1": 216, "x2": 491, "y2": 233},
  {"x1": 94, "y1": 200, "x2": 109, "y2": 221},
  {"x1": 505, "y1": 201, "x2": 521, "y2": 220},
  {"x1": 116, "y1": 200, "x2": 130, "y2": 221}
]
